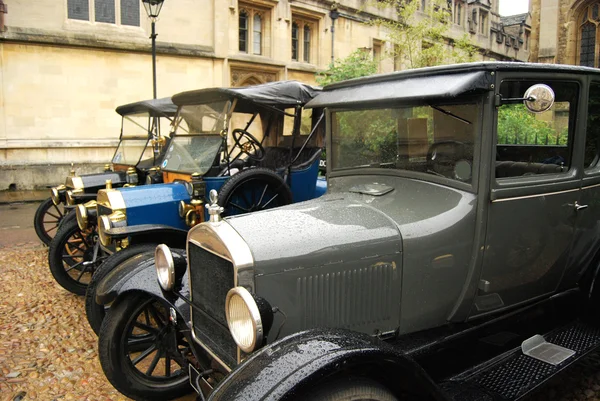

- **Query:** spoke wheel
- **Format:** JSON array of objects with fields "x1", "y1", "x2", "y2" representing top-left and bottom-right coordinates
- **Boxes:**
[
  {"x1": 34, "y1": 197, "x2": 65, "y2": 245},
  {"x1": 218, "y1": 167, "x2": 293, "y2": 217},
  {"x1": 48, "y1": 217, "x2": 105, "y2": 295},
  {"x1": 85, "y1": 244, "x2": 158, "y2": 335},
  {"x1": 300, "y1": 377, "x2": 398, "y2": 401},
  {"x1": 99, "y1": 293, "x2": 192, "y2": 400}
]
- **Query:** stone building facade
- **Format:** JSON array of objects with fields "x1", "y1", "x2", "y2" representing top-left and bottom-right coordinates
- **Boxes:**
[
  {"x1": 0, "y1": 0, "x2": 531, "y2": 192},
  {"x1": 529, "y1": 0, "x2": 600, "y2": 67}
]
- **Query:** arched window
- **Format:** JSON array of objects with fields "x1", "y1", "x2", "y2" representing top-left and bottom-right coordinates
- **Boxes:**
[
  {"x1": 579, "y1": 2, "x2": 600, "y2": 67},
  {"x1": 239, "y1": 11, "x2": 248, "y2": 52},
  {"x1": 292, "y1": 23, "x2": 299, "y2": 61},
  {"x1": 253, "y1": 14, "x2": 262, "y2": 55},
  {"x1": 303, "y1": 25, "x2": 311, "y2": 62}
]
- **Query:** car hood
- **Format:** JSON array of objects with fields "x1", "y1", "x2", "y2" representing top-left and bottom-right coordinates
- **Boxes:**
[{"x1": 73, "y1": 171, "x2": 127, "y2": 190}]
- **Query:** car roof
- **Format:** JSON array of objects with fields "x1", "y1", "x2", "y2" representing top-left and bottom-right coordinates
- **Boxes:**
[
  {"x1": 172, "y1": 81, "x2": 321, "y2": 113},
  {"x1": 115, "y1": 97, "x2": 179, "y2": 117},
  {"x1": 306, "y1": 62, "x2": 600, "y2": 109}
]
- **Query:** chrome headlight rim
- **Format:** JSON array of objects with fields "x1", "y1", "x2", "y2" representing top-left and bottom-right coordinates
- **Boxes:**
[
  {"x1": 155, "y1": 244, "x2": 175, "y2": 291},
  {"x1": 51, "y1": 187, "x2": 61, "y2": 206},
  {"x1": 76, "y1": 204, "x2": 88, "y2": 231},
  {"x1": 98, "y1": 215, "x2": 112, "y2": 247},
  {"x1": 225, "y1": 286, "x2": 263, "y2": 353}
]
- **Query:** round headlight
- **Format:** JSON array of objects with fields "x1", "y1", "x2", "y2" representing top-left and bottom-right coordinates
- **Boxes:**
[
  {"x1": 225, "y1": 287, "x2": 263, "y2": 353},
  {"x1": 76, "y1": 204, "x2": 88, "y2": 231},
  {"x1": 51, "y1": 187, "x2": 60, "y2": 205},
  {"x1": 155, "y1": 244, "x2": 175, "y2": 291},
  {"x1": 98, "y1": 215, "x2": 112, "y2": 246}
]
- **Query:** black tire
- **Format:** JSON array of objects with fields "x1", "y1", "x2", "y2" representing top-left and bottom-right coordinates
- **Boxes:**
[
  {"x1": 56, "y1": 209, "x2": 77, "y2": 234},
  {"x1": 98, "y1": 292, "x2": 192, "y2": 401},
  {"x1": 48, "y1": 217, "x2": 105, "y2": 295},
  {"x1": 86, "y1": 244, "x2": 158, "y2": 335},
  {"x1": 34, "y1": 198, "x2": 65, "y2": 245},
  {"x1": 218, "y1": 167, "x2": 293, "y2": 217},
  {"x1": 303, "y1": 377, "x2": 398, "y2": 401}
]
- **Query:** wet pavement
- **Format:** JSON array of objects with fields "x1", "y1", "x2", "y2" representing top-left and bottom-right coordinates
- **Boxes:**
[{"x1": 0, "y1": 202, "x2": 43, "y2": 248}]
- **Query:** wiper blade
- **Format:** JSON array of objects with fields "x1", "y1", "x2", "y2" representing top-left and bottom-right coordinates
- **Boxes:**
[{"x1": 429, "y1": 105, "x2": 472, "y2": 125}]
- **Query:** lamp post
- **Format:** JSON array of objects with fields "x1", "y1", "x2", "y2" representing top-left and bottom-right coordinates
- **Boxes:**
[
  {"x1": 329, "y1": 2, "x2": 340, "y2": 64},
  {"x1": 142, "y1": 0, "x2": 165, "y2": 99}
]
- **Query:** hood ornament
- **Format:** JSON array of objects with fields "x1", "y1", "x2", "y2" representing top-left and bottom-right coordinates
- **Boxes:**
[{"x1": 207, "y1": 189, "x2": 224, "y2": 223}]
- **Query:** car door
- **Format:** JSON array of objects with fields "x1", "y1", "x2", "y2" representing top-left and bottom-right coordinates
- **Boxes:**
[
  {"x1": 472, "y1": 76, "x2": 583, "y2": 317},
  {"x1": 562, "y1": 78, "x2": 600, "y2": 289}
]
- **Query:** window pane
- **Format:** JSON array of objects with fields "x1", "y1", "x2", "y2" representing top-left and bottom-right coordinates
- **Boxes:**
[
  {"x1": 67, "y1": 0, "x2": 89, "y2": 21},
  {"x1": 95, "y1": 0, "x2": 116, "y2": 23},
  {"x1": 121, "y1": 0, "x2": 140, "y2": 26},
  {"x1": 253, "y1": 14, "x2": 262, "y2": 55},
  {"x1": 585, "y1": 83, "x2": 600, "y2": 168},
  {"x1": 580, "y1": 22, "x2": 596, "y2": 67},
  {"x1": 593, "y1": 4, "x2": 599, "y2": 20},
  {"x1": 496, "y1": 81, "x2": 578, "y2": 178},
  {"x1": 303, "y1": 25, "x2": 311, "y2": 62},
  {"x1": 239, "y1": 12, "x2": 248, "y2": 52},
  {"x1": 292, "y1": 23, "x2": 299, "y2": 61}
]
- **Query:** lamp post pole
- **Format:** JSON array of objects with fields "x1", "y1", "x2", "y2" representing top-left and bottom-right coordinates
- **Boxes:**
[
  {"x1": 329, "y1": 3, "x2": 340, "y2": 64},
  {"x1": 142, "y1": 0, "x2": 165, "y2": 100}
]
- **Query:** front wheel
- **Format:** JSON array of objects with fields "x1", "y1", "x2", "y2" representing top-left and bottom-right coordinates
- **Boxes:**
[
  {"x1": 301, "y1": 377, "x2": 398, "y2": 401},
  {"x1": 48, "y1": 217, "x2": 105, "y2": 295},
  {"x1": 85, "y1": 244, "x2": 158, "y2": 335},
  {"x1": 98, "y1": 292, "x2": 192, "y2": 401},
  {"x1": 33, "y1": 198, "x2": 65, "y2": 245}
]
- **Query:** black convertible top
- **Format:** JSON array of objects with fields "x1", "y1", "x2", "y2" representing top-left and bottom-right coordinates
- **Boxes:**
[
  {"x1": 172, "y1": 81, "x2": 321, "y2": 113},
  {"x1": 116, "y1": 97, "x2": 178, "y2": 117},
  {"x1": 306, "y1": 61, "x2": 600, "y2": 109}
]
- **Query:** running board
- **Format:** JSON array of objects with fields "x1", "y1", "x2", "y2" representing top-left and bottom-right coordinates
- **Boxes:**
[{"x1": 441, "y1": 320, "x2": 600, "y2": 400}]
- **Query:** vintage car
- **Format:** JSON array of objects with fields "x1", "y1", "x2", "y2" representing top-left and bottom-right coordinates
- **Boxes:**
[
  {"x1": 96, "y1": 62, "x2": 600, "y2": 401},
  {"x1": 64, "y1": 82, "x2": 325, "y2": 329},
  {"x1": 33, "y1": 98, "x2": 176, "y2": 245}
]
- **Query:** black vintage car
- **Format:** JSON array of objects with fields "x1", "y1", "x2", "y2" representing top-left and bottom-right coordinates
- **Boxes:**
[
  {"x1": 33, "y1": 98, "x2": 176, "y2": 245},
  {"x1": 98, "y1": 62, "x2": 600, "y2": 401}
]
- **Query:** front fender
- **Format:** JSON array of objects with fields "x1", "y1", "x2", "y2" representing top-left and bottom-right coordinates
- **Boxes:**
[
  {"x1": 95, "y1": 251, "x2": 190, "y2": 323},
  {"x1": 107, "y1": 224, "x2": 188, "y2": 247},
  {"x1": 207, "y1": 329, "x2": 444, "y2": 401}
]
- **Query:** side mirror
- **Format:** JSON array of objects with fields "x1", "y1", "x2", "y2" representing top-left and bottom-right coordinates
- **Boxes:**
[{"x1": 523, "y1": 84, "x2": 555, "y2": 113}]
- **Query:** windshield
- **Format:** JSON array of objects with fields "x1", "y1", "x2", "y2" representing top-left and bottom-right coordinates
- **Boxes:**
[
  {"x1": 161, "y1": 136, "x2": 223, "y2": 174},
  {"x1": 112, "y1": 138, "x2": 152, "y2": 165},
  {"x1": 331, "y1": 100, "x2": 480, "y2": 184},
  {"x1": 176, "y1": 101, "x2": 230, "y2": 135},
  {"x1": 122, "y1": 113, "x2": 153, "y2": 138}
]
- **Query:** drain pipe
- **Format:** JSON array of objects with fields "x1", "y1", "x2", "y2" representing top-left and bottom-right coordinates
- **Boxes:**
[{"x1": 0, "y1": 1, "x2": 6, "y2": 32}]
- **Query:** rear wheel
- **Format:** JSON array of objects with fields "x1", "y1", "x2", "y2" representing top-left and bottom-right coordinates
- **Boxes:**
[
  {"x1": 98, "y1": 292, "x2": 192, "y2": 400},
  {"x1": 86, "y1": 244, "x2": 158, "y2": 335},
  {"x1": 34, "y1": 198, "x2": 65, "y2": 245},
  {"x1": 48, "y1": 217, "x2": 105, "y2": 295},
  {"x1": 218, "y1": 168, "x2": 293, "y2": 217},
  {"x1": 302, "y1": 377, "x2": 398, "y2": 401}
]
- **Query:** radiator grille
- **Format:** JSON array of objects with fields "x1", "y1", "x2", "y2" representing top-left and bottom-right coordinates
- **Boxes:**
[
  {"x1": 188, "y1": 242, "x2": 237, "y2": 367},
  {"x1": 296, "y1": 262, "x2": 395, "y2": 328}
]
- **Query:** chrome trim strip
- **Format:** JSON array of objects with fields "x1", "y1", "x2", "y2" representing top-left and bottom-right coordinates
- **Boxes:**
[
  {"x1": 491, "y1": 187, "x2": 579, "y2": 203},
  {"x1": 186, "y1": 220, "x2": 255, "y2": 367},
  {"x1": 582, "y1": 182, "x2": 600, "y2": 190}
]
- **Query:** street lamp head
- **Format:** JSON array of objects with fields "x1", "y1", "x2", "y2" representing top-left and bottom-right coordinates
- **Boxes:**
[
  {"x1": 142, "y1": 0, "x2": 165, "y2": 19},
  {"x1": 330, "y1": 2, "x2": 340, "y2": 21}
]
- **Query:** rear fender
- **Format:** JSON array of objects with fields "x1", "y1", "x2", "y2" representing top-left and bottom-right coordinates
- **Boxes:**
[
  {"x1": 207, "y1": 329, "x2": 444, "y2": 401},
  {"x1": 95, "y1": 249, "x2": 190, "y2": 323}
]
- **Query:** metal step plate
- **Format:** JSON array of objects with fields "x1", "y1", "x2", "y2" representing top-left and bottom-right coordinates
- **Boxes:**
[{"x1": 521, "y1": 334, "x2": 575, "y2": 365}]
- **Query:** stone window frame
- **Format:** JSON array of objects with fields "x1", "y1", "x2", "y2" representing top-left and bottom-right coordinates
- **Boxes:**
[
  {"x1": 291, "y1": 16, "x2": 317, "y2": 63},
  {"x1": 66, "y1": 0, "x2": 141, "y2": 27},
  {"x1": 239, "y1": 2, "x2": 272, "y2": 57},
  {"x1": 578, "y1": 2, "x2": 600, "y2": 68},
  {"x1": 479, "y1": 9, "x2": 488, "y2": 36},
  {"x1": 453, "y1": 0, "x2": 463, "y2": 26}
]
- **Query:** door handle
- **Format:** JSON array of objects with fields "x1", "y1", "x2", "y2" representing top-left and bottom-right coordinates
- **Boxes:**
[{"x1": 575, "y1": 201, "x2": 588, "y2": 211}]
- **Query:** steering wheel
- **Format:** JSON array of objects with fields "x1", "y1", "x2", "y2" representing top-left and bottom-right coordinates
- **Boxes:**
[{"x1": 232, "y1": 129, "x2": 265, "y2": 161}]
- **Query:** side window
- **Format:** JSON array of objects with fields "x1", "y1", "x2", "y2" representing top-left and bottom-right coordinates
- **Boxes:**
[
  {"x1": 496, "y1": 81, "x2": 578, "y2": 179},
  {"x1": 585, "y1": 82, "x2": 600, "y2": 169}
]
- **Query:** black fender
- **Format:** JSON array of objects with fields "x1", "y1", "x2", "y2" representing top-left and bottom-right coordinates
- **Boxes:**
[
  {"x1": 95, "y1": 249, "x2": 190, "y2": 323},
  {"x1": 207, "y1": 329, "x2": 446, "y2": 401},
  {"x1": 106, "y1": 224, "x2": 188, "y2": 248}
]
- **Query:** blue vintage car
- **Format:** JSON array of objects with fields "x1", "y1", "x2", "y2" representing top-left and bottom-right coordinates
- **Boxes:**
[{"x1": 34, "y1": 98, "x2": 177, "y2": 245}]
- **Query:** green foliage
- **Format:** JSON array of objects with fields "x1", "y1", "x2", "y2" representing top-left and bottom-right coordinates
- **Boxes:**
[
  {"x1": 498, "y1": 104, "x2": 567, "y2": 146},
  {"x1": 316, "y1": 49, "x2": 379, "y2": 86},
  {"x1": 372, "y1": 0, "x2": 476, "y2": 69}
]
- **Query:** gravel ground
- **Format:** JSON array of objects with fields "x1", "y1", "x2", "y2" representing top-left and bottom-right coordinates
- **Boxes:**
[{"x1": 0, "y1": 243, "x2": 599, "y2": 401}]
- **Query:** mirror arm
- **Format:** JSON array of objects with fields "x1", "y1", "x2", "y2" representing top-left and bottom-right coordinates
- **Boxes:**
[{"x1": 498, "y1": 96, "x2": 536, "y2": 105}]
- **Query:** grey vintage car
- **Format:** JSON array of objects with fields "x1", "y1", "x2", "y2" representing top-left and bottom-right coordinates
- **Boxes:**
[{"x1": 97, "y1": 62, "x2": 600, "y2": 401}]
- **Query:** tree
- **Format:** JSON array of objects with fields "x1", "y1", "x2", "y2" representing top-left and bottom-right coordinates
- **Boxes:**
[
  {"x1": 316, "y1": 49, "x2": 379, "y2": 86},
  {"x1": 372, "y1": 0, "x2": 476, "y2": 69}
]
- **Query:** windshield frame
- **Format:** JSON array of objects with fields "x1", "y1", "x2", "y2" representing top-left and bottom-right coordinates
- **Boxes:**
[
  {"x1": 325, "y1": 94, "x2": 485, "y2": 193},
  {"x1": 159, "y1": 133, "x2": 224, "y2": 175},
  {"x1": 111, "y1": 137, "x2": 154, "y2": 167}
]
